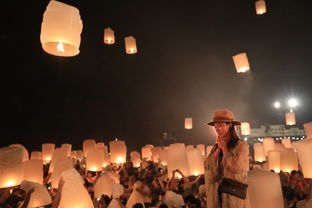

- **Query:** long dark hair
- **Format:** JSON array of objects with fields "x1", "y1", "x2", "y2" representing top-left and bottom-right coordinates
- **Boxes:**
[{"x1": 227, "y1": 123, "x2": 240, "y2": 149}]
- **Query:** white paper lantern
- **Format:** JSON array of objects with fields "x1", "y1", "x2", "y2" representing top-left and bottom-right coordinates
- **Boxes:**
[
  {"x1": 285, "y1": 112, "x2": 296, "y2": 126},
  {"x1": 124, "y1": 36, "x2": 137, "y2": 54},
  {"x1": 303, "y1": 122, "x2": 312, "y2": 139},
  {"x1": 9, "y1": 144, "x2": 29, "y2": 162},
  {"x1": 186, "y1": 147, "x2": 204, "y2": 176},
  {"x1": 206, "y1": 145, "x2": 213, "y2": 156},
  {"x1": 104, "y1": 27, "x2": 115, "y2": 45},
  {"x1": 292, "y1": 139, "x2": 312, "y2": 178},
  {"x1": 280, "y1": 148, "x2": 298, "y2": 173},
  {"x1": 268, "y1": 150, "x2": 281, "y2": 173},
  {"x1": 0, "y1": 147, "x2": 24, "y2": 188},
  {"x1": 76, "y1": 150, "x2": 84, "y2": 161},
  {"x1": 42, "y1": 143, "x2": 55, "y2": 163},
  {"x1": 23, "y1": 159, "x2": 43, "y2": 184},
  {"x1": 130, "y1": 151, "x2": 141, "y2": 168},
  {"x1": 281, "y1": 138, "x2": 292, "y2": 148},
  {"x1": 184, "y1": 117, "x2": 193, "y2": 130},
  {"x1": 96, "y1": 142, "x2": 105, "y2": 148},
  {"x1": 159, "y1": 148, "x2": 169, "y2": 166},
  {"x1": 49, "y1": 148, "x2": 68, "y2": 173},
  {"x1": 70, "y1": 151, "x2": 77, "y2": 159},
  {"x1": 275, "y1": 143, "x2": 286, "y2": 151},
  {"x1": 30, "y1": 151, "x2": 41, "y2": 160},
  {"x1": 109, "y1": 140, "x2": 127, "y2": 164},
  {"x1": 263, "y1": 137, "x2": 276, "y2": 156},
  {"x1": 141, "y1": 145, "x2": 153, "y2": 161},
  {"x1": 83, "y1": 139, "x2": 96, "y2": 157},
  {"x1": 151, "y1": 147, "x2": 162, "y2": 163},
  {"x1": 240, "y1": 122, "x2": 251, "y2": 136},
  {"x1": 253, "y1": 143, "x2": 266, "y2": 162},
  {"x1": 98, "y1": 146, "x2": 110, "y2": 167},
  {"x1": 94, "y1": 174, "x2": 114, "y2": 198},
  {"x1": 40, "y1": 0, "x2": 83, "y2": 57},
  {"x1": 167, "y1": 143, "x2": 190, "y2": 178},
  {"x1": 59, "y1": 169, "x2": 94, "y2": 208},
  {"x1": 255, "y1": 0, "x2": 267, "y2": 15},
  {"x1": 86, "y1": 147, "x2": 104, "y2": 171},
  {"x1": 196, "y1": 144, "x2": 206, "y2": 156},
  {"x1": 232, "y1": 52, "x2": 250, "y2": 73},
  {"x1": 107, "y1": 171, "x2": 120, "y2": 184},
  {"x1": 20, "y1": 181, "x2": 52, "y2": 208},
  {"x1": 248, "y1": 170, "x2": 284, "y2": 208},
  {"x1": 61, "y1": 143, "x2": 72, "y2": 157},
  {"x1": 51, "y1": 158, "x2": 74, "y2": 189}
]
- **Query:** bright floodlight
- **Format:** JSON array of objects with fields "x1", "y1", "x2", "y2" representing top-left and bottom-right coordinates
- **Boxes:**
[
  {"x1": 274, "y1": 102, "x2": 281, "y2": 109},
  {"x1": 288, "y1": 98, "x2": 298, "y2": 108}
]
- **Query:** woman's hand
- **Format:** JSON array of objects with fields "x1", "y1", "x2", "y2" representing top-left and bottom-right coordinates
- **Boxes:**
[{"x1": 217, "y1": 137, "x2": 229, "y2": 154}]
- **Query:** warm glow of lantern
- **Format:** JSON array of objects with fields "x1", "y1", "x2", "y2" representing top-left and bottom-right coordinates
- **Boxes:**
[
  {"x1": 184, "y1": 117, "x2": 193, "y2": 129},
  {"x1": 104, "y1": 27, "x2": 115, "y2": 45},
  {"x1": 141, "y1": 145, "x2": 153, "y2": 160},
  {"x1": 159, "y1": 148, "x2": 168, "y2": 166},
  {"x1": 51, "y1": 158, "x2": 74, "y2": 189},
  {"x1": 280, "y1": 148, "x2": 298, "y2": 173},
  {"x1": 21, "y1": 181, "x2": 52, "y2": 207},
  {"x1": 151, "y1": 147, "x2": 162, "y2": 162},
  {"x1": 31, "y1": 151, "x2": 42, "y2": 160},
  {"x1": 196, "y1": 144, "x2": 206, "y2": 156},
  {"x1": 42, "y1": 143, "x2": 55, "y2": 163},
  {"x1": 109, "y1": 140, "x2": 127, "y2": 164},
  {"x1": 186, "y1": 147, "x2": 204, "y2": 176},
  {"x1": 61, "y1": 143, "x2": 72, "y2": 157},
  {"x1": 40, "y1": 0, "x2": 83, "y2": 57},
  {"x1": 94, "y1": 174, "x2": 114, "y2": 198},
  {"x1": 232, "y1": 52, "x2": 250, "y2": 73},
  {"x1": 263, "y1": 137, "x2": 276, "y2": 156},
  {"x1": 124, "y1": 36, "x2": 137, "y2": 54},
  {"x1": 253, "y1": 143, "x2": 266, "y2": 162},
  {"x1": 293, "y1": 139, "x2": 312, "y2": 178},
  {"x1": 23, "y1": 159, "x2": 43, "y2": 184},
  {"x1": 167, "y1": 143, "x2": 190, "y2": 177},
  {"x1": 255, "y1": 0, "x2": 267, "y2": 15},
  {"x1": 9, "y1": 144, "x2": 29, "y2": 162},
  {"x1": 130, "y1": 151, "x2": 141, "y2": 168},
  {"x1": 285, "y1": 112, "x2": 296, "y2": 125},
  {"x1": 83, "y1": 139, "x2": 96, "y2": 157},
  {"x1": 86, "y1": 147, "x2": 104, "y2": 171},
  {"x1": 49, "y1": 148, "x2": 68, "y2": 173},
  {"x1": 241, "y1": 122, "x2": 251, "y2": 135},
  {"x1": 303, "y1": 122, "x2": 312, "y2": 139},
  {"x1": 268, "y1": 150, "x2": 281, "y2": 173}
]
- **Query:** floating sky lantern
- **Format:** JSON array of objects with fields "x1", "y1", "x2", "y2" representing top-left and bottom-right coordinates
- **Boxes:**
[
  {"x1": 9, "y1": 144, "x2": 29, "y2": 162},
  {"x1": 184, "y1": 118, "x2": 193, "y2": 130},
  {"x1": 253, "y1": 143, "x2": 266, "y2": 162},
  {"x1": 98, "y1": 145, "x2": 110, "y2": 167},
  {"x1": 49, "y1": 148, "x2": 68, "y2": 173},
  {"x1": 124, "y1": 36, "x2": 137, "y2": 54},
  {"x1": 109, "y1": 140, "x2": 127, "y2": 164},
  {"x1": 86, "y1": 147, "x2": 104, "y2": 171},
  {"x1": 281, "y1": 138, "x2": 292, "y2": 148},
  {"x1": 232, "y1": 52, "x2": 250, "y2": 73},
  {"x1": 167, "y1": 143, "x2": 190, "y2": 178},
  {"x1": 51, "y1": 158, "x2": 74, "y2": 189},
  {"x1": 151, "y1": 147, "x2": 161, "y2": 163},
  {"x1": 292, "y1": 139, "x2": 312, "y2": 178},
  {"x1": 280, "y1": 148, "x2": 298, "y2": 173},
  {"x1": 104, "y1": 27, "x2": 115, "y2": 45},
  {"x1": 83, "y1": 139, "x2": 96, "y2": 157},
  {"x1": 159, "y1": 148, "x2": 169, "y2": 166},
  {"x1": 263, "y1": 137, "x2": 276, "y2": 156},
  {"x1": 130, "y1": 151, "x2": 141, "y2": 168},
  {"x1": 42, "y1": 143, "x2": 55, "y2": 163},
  {"x1": 141, "y1": 145, "x2": 153, "y2": 161},
  {"x1": 186, "y1": 147, "x2": 204, "y2": 176},
  {"x1": 255, "y1": 0, "x2": 267, "y2": 15},
  {"x1": 94, "y1": 174, "x2": 114, "y2": 198},
  {"x1": 240, "y1": 122, "x2": 251, "y2": 136},
  {"x1": 268, "y1": 150, "x2": 281, "y2": 173},
  {"x1": 23, "y1": 159, "x2": 43, "y2": 184},
  {"x1": 303, "y1": 122, "x2": 312, "y2": 139},
  {"x1": 31, "y1": 151, "x2": 42, "y2": 160},
  {"x1": 40, "y1": 0, "x2": 83, "y2": 57},
  {"x1": 285, "y1": 112, "x2": 296, "y2": 125}
]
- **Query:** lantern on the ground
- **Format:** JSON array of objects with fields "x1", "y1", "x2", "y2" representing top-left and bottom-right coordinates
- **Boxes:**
[
  {"x1": 280, "y1": 148, "x2": 298, "y2": 173},
  {"x1": 263, "y1": 137, "x2": 276, "y2": 156},
  {"x1": 20, "y1": 181, "x2": 52, "y2": 208},
  {"x1": 51, "y1": 158, "x2": 73, "y2": 189},
  {"x1": 184, "y1": 118, "x2": 193, "y2": 129},
  {"x1": 248, "y1": 170, "x2": 284, "y2": 208},
  {"x1": 124, "y1": 36, "x2": 137, "y2": 54},
  {"x1": 40, "y1": 0, "x2": 83, "y2": 57},
  {"x1": 253, "y1": 143, "x2": 266, "y2": 162},
  {"x1": 285, "y1": 112, "x2": 296, "y2": 125},
  {"x1": 109, "y1": 140, "x2": 127, "y2": 164},
  {"x1": 304, "y1": 122, "x2": 312, "y2": 139},
  {"x1": 241, "y1": 122, "x2": 251, "y2": 136},
  {"x1": 281, "y1": 138, "x2": 292, "y2": 148},
  {"x1": 141, "y1": 145, "x2": 153, "y2": 161},
  {"x1": 167, "y1": 143, "x2": 190, "y2": 178},
  {"x1": 0, "y1": 147, "x2": 24, "y2": 188},
  {"x1": 31, "y1": 151, "x2": 42, "y2": 160},
  {"x1": 59, "y1": 169, "x2": 94, "y2": 208},
  {"x1": 86, "y1": 147, "x2": 104, "y2": 171},
  {"x1": 104, "y1": 27, "x2": 115, "y2": 45},
  {"x1": 42, "y1": 143, "x2": 55, "y2": 163},
  {"x1": 186, "y1": 147, "x2": 204, "y2": 176},
  {"x1": 23, "y1": 159, "x2": 43, "y2": 184},
  {"x1": 255, "y1": 0, "x2": 267, "y2": 15},
  {"x1": 196, "y1": 144, "x2": 206, "y2": 156},
  {"x1": 268, "y1": 150, "x2": 281, "y2": 173},
  {"x1": 94, "y1": 174, "x2": 114, "y2": 198},
  {"x1": 293, "y1": 139, "x2": 312, "y2": 178},
  {"x1": 10, "y1": 144, "x2": 29, "y2": 161},
  {"x1": 83, "y1": 139, "x2": 96, "y2": 157},
  {"x1": 232, "y1": 52, "x2": 250, "y2": 73},
  {"x1": 130, "y1": 151, "x2": 141, "y2": 168}
]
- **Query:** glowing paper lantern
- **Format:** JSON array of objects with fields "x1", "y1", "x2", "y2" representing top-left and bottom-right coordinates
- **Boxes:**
[
  {"x1": 292, "y1": 139, "x2": 312, "y2": 178},
  {"x1": 268, "y1": 150, "x2": 281, "y2": 173},
  {"x1": 281, "y1": 138, "x2": 292, "y2": 148},
  {"x1": 130, "y1": 151, "x2": 141, "y2": 168},
  {"x1": 98, "y1": 146, "x2": 110, "y2": 167},
  {"x1": 109, "y1": 140, "x2": 127, "y2": 164},
  {"x1": 159, "y1": 148, "x2": 168, "y2": 166},
  {"x1": 184, "y1": 117, "x2": 193, "y2": 129},
  {"x1": 167, "y1": 143, "x2": 190, "y2": 178},
  {"x1": 280, "y1": 148, "x2": 298, "y2": 173},
  {"x1": 275, "y1": 143, "x2": 286, "y2": 151},
  {"x1": 96, "y1": 142, "x2": 105, "y2": 148},
  {"x1": 10, "y1": 144, "x2": 29, "y2": 161},
  {"x1": 186, "y1": 147, "x2": 204, "y2": 176},
  {"x1": 42, "y1": 143, "x2": 55, "y2": 163},
  {"x1": 248, "y1": 170, "x2": 284, "y2": 208},
  {"x1": 232, "y1": 52, "x2": 250, "y2": 73},
  {"x1": 255, "y1": 0, "x2": 267, "y2": 15},
  {"x1": 70, "y1": 151, "x2": 77, "y2": 159},
  {"x1": 253, "y1": 143, "x2": 266, "y2": 162},
  {"x1": 0, "y1": 147, "x2": 24, "y2": 188},
  {"x1": 61, "y1": 143, "x2": 72, "y2": 157},
  {"x1": 124, "y1": 36, "x2": 137, "y2": 54},
  {"x1": 76, "y1": 150, "x2": 84, "y2": 161},
  {"x1": 151, "y1": 147, "x2": 162, "y2": 163},
  {"x1": 107, "y1": 171, "x2": 120, "y2": 184},
  {"x1": 49, "y1": 148, "x2": 68, "y2": 173},
  {"x1": 141, "y1": 145, "x2": 153, "y2": 161},
  {"x1": 196, "y1": 144, "x2": 206, "y2": 156},
  {"x1": 206, "y1": 145, "x2": 213, "y2": 156},
  {"x1": 31, "y1": 151, "x2": 42, "y2": 160},
  {"x1": 20, "y1": 181, "x2": 52, "y2": 208},
  {"x1": 40, "y1": 0, "x2": 83, "y2": 57},
  {"x1": 51, "y1": 158, "x2": 74, "y2": 189},
  {"x1": 86, "y1": 147, "x2": 104, "y2": 171},
  {"x1": 83, "y1": 139, "x2": 96, "y2": 157},
  {"x1": 263, "y1": 137, "x2": 276, "y2": 156},
  {"x1": 94, "y1": 174, "x2": 114, "y2": 198},
  {"x1": 59, "y1": 169, "x2": 94, "y2": 208},
  {"x1": 240, "y1": 122, "x2": 251, "y2": 136},
  {"x1": 285, "y1": 112, "x2": 296, "y2": 125},
  {"x1": 23, "y1": 159, "x2": 43, "y2": 184},
  {"x1": 104, "y1": 27, "x2": 115, "y2": 45},
  {"x1": 303, "y1": 122, "x2": 312, "y2": 139}
]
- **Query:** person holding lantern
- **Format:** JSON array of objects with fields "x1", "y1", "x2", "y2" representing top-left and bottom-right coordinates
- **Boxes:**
[{"x1": 204, "y1": 110, "x2": 250, "y2": 208}]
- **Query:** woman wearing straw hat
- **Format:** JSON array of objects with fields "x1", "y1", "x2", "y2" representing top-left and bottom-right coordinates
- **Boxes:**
[{"x1": 204, "y1": 110, "x2": 250, "y2": 208}]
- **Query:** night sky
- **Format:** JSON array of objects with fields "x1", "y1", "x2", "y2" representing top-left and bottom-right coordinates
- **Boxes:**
[{"x1": 1, "y1": 0, "x2": 311, "y2": 152}]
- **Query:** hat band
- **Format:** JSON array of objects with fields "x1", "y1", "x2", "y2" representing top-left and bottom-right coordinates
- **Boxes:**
[{"x1": 213, "y1": 116, "x2": 234, "y2": 122}]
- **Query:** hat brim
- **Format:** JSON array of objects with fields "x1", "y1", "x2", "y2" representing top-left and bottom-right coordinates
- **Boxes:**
[{"x1": 207, "y1": 120, "x2": 241, "y2": 126}]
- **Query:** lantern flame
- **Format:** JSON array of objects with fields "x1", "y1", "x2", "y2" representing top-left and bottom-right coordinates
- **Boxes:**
[
  {"x1": 90, "y1": 167, "x2": 97, "y2": 171},
  {"x1": 5, "y1": 180, "x2": 16, "y2": 187},
  {"x1": 57, "y1": 41, "x2": 65, "y2": 53},
  {"x1": 116, "y1": 157, "x2": 124, "y2": 164}
]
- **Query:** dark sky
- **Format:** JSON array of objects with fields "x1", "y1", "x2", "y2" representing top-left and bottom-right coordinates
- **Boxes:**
[{"x1": 1, "y1": 0, "x2": 311, "y2": 152}]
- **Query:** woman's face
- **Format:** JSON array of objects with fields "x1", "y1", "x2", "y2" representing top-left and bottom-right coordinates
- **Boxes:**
[{"x1": 214, "y1": 122, "x2": 231, "y2": 138}]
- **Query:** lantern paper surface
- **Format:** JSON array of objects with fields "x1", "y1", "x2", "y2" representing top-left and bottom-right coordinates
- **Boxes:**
[
  {"x1": 83, "y1": 139, "x2": 96, "y2": 157},
  {"x1": 159, "y1": 149, "x2": 168, "y2": 166},
  {"x1": 275, "y1": 143, "x2": 286, "y2": 152},
  {"x1": 151, "y1": 147, "x2": 161, "y2": 163},
  {"x1": 109, "y1": 140, "x2": 127, "y2": 164},
  {"x1": 232, "y1": 52, "x2": 250, "y2": 73},
  {"x1": 253, "y1": 143, "x2": 266, "y2": 162},
  {"x1": 141, "y1": 145, "x2": 153, "y2": 160},
  {"x1": 51, "y1": 158, "x2": 73, "y2": 189},
  {"x1": 0, "y1": 147, "x2": 24, "y2": 188},
  {"x1": 255, "y1": 0, "x2": 267, "y2": 15},
  {"x1": 23, "y1": 159, "x2": 43, "y2": 184},
  {"x1": 10, "y1": 144, "x2": 29, "y2": 162},
  {"x1": 186, "y1": 148, "x2": 204, "y2": 176},
  {"x1": 285, "y1": 112, "x2": 296, "y2": 125},
  {"x1": 59, "y1": 169, "x2": 94, "y2": 208},
  {"x1": 292, "y1": 139, "x2": 312, "y2": 178},
  {"x1": 263, "y1": 137, "x2": 276, "y2": 156},
  {"x1": 31, "y1": 151, "x2": 42, "y2": 160},
  {"x1": 49, "y1": 148, "x2": 68, "y2": 173},
  {"x1": 167, "y1": 143, "x2": 190, "y2": 178},
  {"x1": 96, "y1": 142, "x2": 105, "y2": 148},
  {"x1": 130, "y1": 151, "x2": 141, "y2": 168},
  {"x1": 94, "y1": 174, "x2": 114, "y2": 198},
  {"x1": 280, "y1": 148, "x2": 298, "y2": 173},
  {"x1": 107, "y1": 171, "x2": 120, "y2": 184},
  {"x1": 61, "y1": 144, "x2": 72, "y2": 157},
  {"x1": 98, "y1": 146, "x2": 110, "y2": 167},
  {"x1": 70, "y1": 151, "x2": 77, "y2": 159},
  {"x1": 42, "y1": 143, "x2": 55, "y2": 162},
  {"x1": 196, "y1": 144, "x2": 205, "y2": 156},
  {"x1": 86, "y1": 147, "x2": 104, "y2": 171},
  {"x1": 20, "y1": 181, "x2": 52, "y2": 208},
  {"x1": 184, "y1": 117, "x2": 193, "y2": 129},
  {"x1": 281, "y1": 138, "x2": 292, "y2": 148},
  {"x1": 304, "y1": 122, "x2": 312, "y2": 139},
  {"x1": 40, "y1": 0, "x2": 83, "y2": 57},
  {"x1": 76, "y1": 150, "x2": 84, "y2": 161},
  {"x1": 241, "y1": 122, "x2": 251, "y2": 135},
  {"x1": 124, "y1": 36, "x2": 137, "y2": 54},
  {"x1": 268, "y1": 150, "x2": 281, "y2": 173},
  {"x1": 104, "y1": 27, "x2": 115, "y2": 44},
  {"x1": 247, "y1": 170, "x2": 284, "y2": 208}
]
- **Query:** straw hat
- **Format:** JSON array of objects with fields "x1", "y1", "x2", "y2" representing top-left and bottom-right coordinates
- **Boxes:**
[{"x1": 207, "y1": 110, "x2": 241, "y2": 126}]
